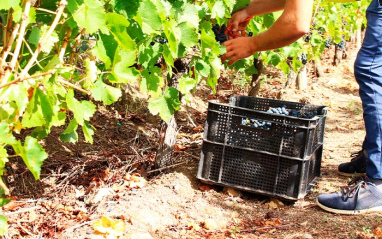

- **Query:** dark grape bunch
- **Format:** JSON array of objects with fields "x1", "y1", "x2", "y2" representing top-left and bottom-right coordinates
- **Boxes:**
[
  {"x1": 212, "y1": 24, "x2": 227, "y2": 44},
  {"x1": 241, "y1": 106, "x2": 319, "y2": 129},
  {"x1": 325, "y1": 39, "x2": 332, "y2": 48},
  {"x1": 335, "y1": 39, "x2": 346, "y2": 50},
  {"x1": 304, "y1": 35, "x2": 311, "y2": 42},
  {"x1": 301, "y1": 53, "x2": 307, "y2": 65},
  {"x1": 151, "y1": 36, "x2": 168, "y2": 46}
]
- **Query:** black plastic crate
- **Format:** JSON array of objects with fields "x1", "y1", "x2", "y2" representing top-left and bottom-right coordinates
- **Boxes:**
[
  {"x1": 197, "y1": 141, "x2": 323, "y2": 200},
  {"x1": 204, "y1": 96, "x2": 328, "y2": 159}
]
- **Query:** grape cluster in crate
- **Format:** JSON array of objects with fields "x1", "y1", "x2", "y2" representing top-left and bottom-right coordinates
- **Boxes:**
[{"x1": 241, "y1": 106, "x2": 319, "y2": 129}]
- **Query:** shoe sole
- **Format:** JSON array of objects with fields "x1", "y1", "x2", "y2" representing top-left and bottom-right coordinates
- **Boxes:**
[
  {"x1": 316, "y1": 198, "x2": 382, "y2": 214},
  {"x1": 337, "y1": 171, "x2": 366, "y2": 177}
]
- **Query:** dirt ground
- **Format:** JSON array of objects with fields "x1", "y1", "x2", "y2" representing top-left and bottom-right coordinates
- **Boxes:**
[{"x1": 2, "y1": 42, "x2": 381, "y2": 239}]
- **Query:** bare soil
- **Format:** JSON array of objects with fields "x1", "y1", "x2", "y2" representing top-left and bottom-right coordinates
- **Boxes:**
[{"x1": 2, "y1": 42, "x2": 381, "y2": 239}]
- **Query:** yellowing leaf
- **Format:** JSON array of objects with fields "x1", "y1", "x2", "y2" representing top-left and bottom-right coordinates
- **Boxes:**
[{"x1": 93, "y1": 216, "x2": 126, "y2": 238}]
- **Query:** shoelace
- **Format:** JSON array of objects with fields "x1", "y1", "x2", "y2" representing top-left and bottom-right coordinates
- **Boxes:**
[
  {"x1": 342, "y1": 176, "x2": 374, "y2": 199},
  {"x1": 350, "y1": 150, "x2": 363, "y2": 162}
]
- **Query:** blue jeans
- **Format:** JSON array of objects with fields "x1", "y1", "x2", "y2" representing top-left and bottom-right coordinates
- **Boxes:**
[{"x1": 354, "y1": 0, "x2": 382, "y2": 179}]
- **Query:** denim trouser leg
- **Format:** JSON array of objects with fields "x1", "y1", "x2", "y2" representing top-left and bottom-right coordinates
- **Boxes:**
[{"x1": 354, "y1": 0, "x2": 382, "y2": 178}]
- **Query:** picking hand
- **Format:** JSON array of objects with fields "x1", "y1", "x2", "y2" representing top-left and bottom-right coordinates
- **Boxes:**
[
  {"x1": 226, "y1": 9, "x2": 252, "y2": 40},
  {"x1": 221, "y1": 37, "x2": 256, "y2": 65}
]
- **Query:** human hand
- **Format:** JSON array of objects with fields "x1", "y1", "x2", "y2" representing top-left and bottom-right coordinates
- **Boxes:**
[
  {"x1": 221, "y1": 37, "x2": 256, "y2": 65},
  {"x1": 226, "y1": 9, "x2": 251, "y2": 40}
]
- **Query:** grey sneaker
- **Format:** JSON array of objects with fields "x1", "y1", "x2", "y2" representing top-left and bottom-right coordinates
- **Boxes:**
[
  {"x1": 317, "y1": 177, "x2": 382, "y2": 214},
  {"x1": 337, "y1": 150, "x2": 367, "y2": 177}
]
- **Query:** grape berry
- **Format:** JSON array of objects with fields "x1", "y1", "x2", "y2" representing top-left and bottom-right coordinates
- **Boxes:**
[
  {"x1": 212, "y1": 24, "x2": 227, "y2": 44},
  {"x1": 301, "y1": 53, "x2": 307, "y2": 65},
  {"x1": 335, "y1": 39, "x2": 345, "y2": 50},
  {"x1": 241, "y1": 106, "x2": 319, "y2": 129},
  {"x1": 152, "y1": 36, "x2": 168, "y2": 45}
]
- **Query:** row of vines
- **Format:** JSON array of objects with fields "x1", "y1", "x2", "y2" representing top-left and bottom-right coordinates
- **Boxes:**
[{"x1": 0, "y1": 0, "x2": 370, "y2": 234}]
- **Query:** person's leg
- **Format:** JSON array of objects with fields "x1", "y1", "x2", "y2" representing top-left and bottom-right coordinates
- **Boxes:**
[{"x1": 317, "y1": 0, "x2": 382, "y2": 214}]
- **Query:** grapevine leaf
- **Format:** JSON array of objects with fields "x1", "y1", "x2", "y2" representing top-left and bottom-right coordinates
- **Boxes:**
[
  {"x1": 91, "y1": 79, "x2": 122, "y2": 105},
  {"x1": 22, "y1": 88, "x2": 46, "y2": 128},
  {"x1": 35, "y1": 88, "x2": 54, "y2": 124},
  {"x1": 66, "y1": 89, "x2": 96, "y2": 125},
  {"x1": 0, "y1": 148, "x2": 9, "y2": 177},
  {"x1": 138, "y1": 42, "x2": 161, "y2": 68},
  {"x1": 200, "y1": 28, "x2": 219, "y2": 56},
  {"x1": 195, "y1": 60, "x2": 211, "y2": 77},
  {"x1": 92, "y1": 35, "x2": 112, "y2": 69},
  {"x1": 73, "y1": 0, "x2": 108, "y2": 34},
  {"x1": 112, "y1": 48, "x2": 139, "y2": 83},
  {"x1": 140, "y1": 67, "x2": 163, "y2": 98},
  {"x1": 269, "y1": 53, "x2": 281, "y2": 66},
  {"x1": 60, "y1": 119, "x2": 79, "y2": 143},
  {"x1": 82, "y1": 122, "x2": 95, "y2": 144},
  {"x1": 232, "y1": 0, "x2": 250, "y2": 13},
  {"x1": 179, "y1": 4, "x2": 199, "y2": 29},
  {"x1": 206, "y1": 56, "x2": 221, "y2": 92},
  {"x1": 0, "y1": 123, "x2": 17, "y2": 145},
  {"x1": 263, "y1": 13, "x2": 276, "y2": 28},
  {"x1": 279, "y1": 61, "x2": 290, "y2": 75},
  {"x1": 99, "y1": 32, "x2": 118, "y2": 63},
  {"x1": 0, "y1": 215, "x2": 8, "y2": 236},
  {"x1": 211, "y1": 1, "x2": 225, "y2": 19},
  {"x1": 112, "y1": 0, "x2": 139, "y2": 18},
  {"x1": 17, "y1": 137, "x2": 47, "y2": 180},
  {"x1": 83, "y1": 59, "x2": 98, "y2": 90},
  {"x1": 39, "y1": 25, "x2": 59, "y2": 53},
  {"x1": 148, "y1": 87, "x2": 180, "y2": 122},
  {"x1": 29, "y1": 28, "x2": 40, "y2": 46},
  {"x1": 0, "y1": 0, "x2": 20, "y2": 10},
  {"x1": 163, "y1": 20, "x2": 181, "y2": 58},
  {"x1": 0, "y1": 197, "x2": 11, "y2": 207},
  {"x1": 135, "y1": 0, "x2": 162, "y2": 34},
  {"x1": 178, "y1": 22, "x2": 198, "y2": 48},
  {"x1": 106, "y1": 13, "x2": 136, "y2": 50},
  {"x1": 324, "y1": 0, "x2": 357, "y2": 2},
  {"x1": 179, "y1": 77, "x2": 197, "y2": 95}
]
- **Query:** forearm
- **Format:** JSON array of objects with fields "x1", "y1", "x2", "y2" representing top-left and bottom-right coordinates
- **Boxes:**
[
  {"x1": 245, "y1": 0, "x2": 286, "y2": 17},
  {"x1": 250, "y1": 0, "x2": 313, "y2": 51}
]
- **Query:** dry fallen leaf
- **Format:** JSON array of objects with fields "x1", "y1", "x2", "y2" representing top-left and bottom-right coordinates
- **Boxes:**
[
  {"x1": 93, "y1": 216, "x2": 126, "y2": 238},
  {"x1": 203, "y1": 219, "x2": 219, "y2": 230},
  {"x1": 199, "y1": 185, "x2": 214, "y2": 192},
  {"x1": 129, "y1": 175, "x2": 147, "y2": 189},
  {"x1": 374, "y1": 225, "x2": 382, "y2": 236},
  {"x1": 2, "y1": 201, "x2": 26, "y2": 211}
]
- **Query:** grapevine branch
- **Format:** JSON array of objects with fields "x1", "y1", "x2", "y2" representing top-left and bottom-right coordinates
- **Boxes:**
[
  {"x1": 0, "y1": 71, "x2": 56, "y2": 90},
  {"x1": 4, "y1": 10, "x2": 14, "y2": 47},
  {"x1": 69, "y1": 28, "x2": 86, "y2": 65},
  {"x1": 20, "y1": 0, "x2": 68, "y2": 79},
  {"x1": 0, "y1": 23, "x2": 20, "y2": 74},
  {"x1": 0, "y1": 0, "x2": 31, "y2": 86},
  {"x1": 59, "y1": 27, "x2": 71, "y2": 62}
]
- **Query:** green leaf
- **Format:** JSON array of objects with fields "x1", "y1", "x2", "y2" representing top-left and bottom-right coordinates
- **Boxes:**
[
  {"x1": 29, "y1": 28, "x2": 41, "y2": 46},
  {"x1": 179, "y1": 77, "x2": 197, "y2": 95},
  {"x1": 178, "y1": 22, "x2": 198, "y2": 48},
  {"x1": 66, "y1": 89, "x2": 96, "y2": 125},
  {"x1": 112, "y1": 48, "x2": 139, "y2": 83},
  {"x1": 263, "y1": 13, "x2": 276, "y2": 28},
  {"x1": 73, "y1": 0, "x2": 107, "y2": 34},
  {"x1": 0, "y1": 148, "x2": 9, "y2": 177},
  {"x1": 98, "y1": 32, "x2": 118, "y2": 63},
  {"x1": 22, "y1": 88, "x2": 46, "y2": 128},
  {"x1": 39, "y1": 25, "x2": 59, "y2": 53},
  {"x1": 0, "y1": 215, "x2": 8, "y2": 235},
  {"x1": 60, "y1": 119, "x2": 79, "y2": 143},
  {"x1": 0, "y1": 198, "x2": 11, "y2": 207},
  {"x1": 179, "y1": 4, "x2": 199, "y2": 29},
  {"x1": 106, "y1": 13, "x2": 136, "y2": 50},
  {"x1": 18, "y1": 137, "x2": 48, "y2": 180},
  {"x1": 148, "y1": 87, "x2": 180, "y2": 122},
  {"x1": 91, "y1": 79, "x2": 122, "y2": 105},
  {"x1": 92, "y1": 35, "x2": 112, "y2": 69},
  {"x1": 232, "y1": 0, "x2": 250, "y2": 13},
  {"x1": 0, "y1": 123, "x2": 17, "y2": 145},
  {"x1": 140, "y1": 67, "x2": 163, "y2": 98},
  {"x1": 269, "y1": 53, "x2": 281, "y2": 66},
  {"x1": 83, "y1": 59, "x2": 98, "y2": 90},
  {"x1": 211, "y1": 1, "x2": 225, "y2": 19},
  {"x1": 0, "y1": 0, "x2": 20, "y2": 10},
  {"x1": 82, "y1": 121, "x2": 95, "y2": 143},
  {"x1": 195, "y1": 60, "x2": 211, "y2": 77},
  {"x1": 135, "y1": 0, "x2": 162, "y2": 34},
  {"x1": 35, "y1": 88, "x2": 54, "y2": 124}
]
